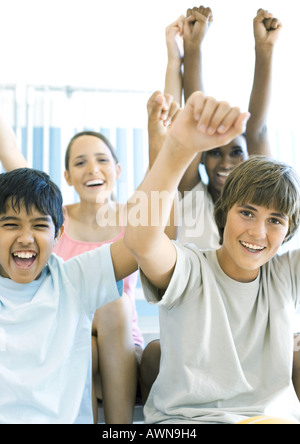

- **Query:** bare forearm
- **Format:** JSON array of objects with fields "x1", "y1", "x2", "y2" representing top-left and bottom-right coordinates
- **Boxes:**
[
  {"x1": 248, "y1": 48, "x2": 273, "y2": 131},
  {"x1": 125, "y1": 139, "x2": 194, "y2": 256},
  {"x1": 164, "y1": 59, "x2": 183, "y2": 105},
  {"x1": 183, "y1": 47, "x2": 203, "y2": 102},
  {"x1": 0, "y1": 112, "x2": 28, "y2": 171},
  {"x1": 247, "y1": 45, "x2": 275, "y2": 156}
]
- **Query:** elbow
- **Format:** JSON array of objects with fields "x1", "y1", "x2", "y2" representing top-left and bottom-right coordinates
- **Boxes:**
[
  {"x1": 124, "y1": 228, "x2": 157, "y2": 263},
  {"x1": 124, "y1": 229, "x2": 145, "y2": 259}
]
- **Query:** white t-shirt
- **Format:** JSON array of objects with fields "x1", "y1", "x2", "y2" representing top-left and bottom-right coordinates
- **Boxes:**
[
  {"x1": 178, "y1": 181, "x2": 220, "y2": 250},
  {"x1": 140, "y1": 242, "x2": 300, "y2": 424},
  {"x1": 0, "y1": 244, "x2": 122, "y2": 424}
]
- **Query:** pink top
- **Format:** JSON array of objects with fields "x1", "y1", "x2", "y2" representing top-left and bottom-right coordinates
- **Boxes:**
[{"x1": 53, "y1": 207, "x2": 144, "y2": 348}]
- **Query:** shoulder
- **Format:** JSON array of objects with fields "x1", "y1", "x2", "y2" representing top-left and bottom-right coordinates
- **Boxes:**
[
  {"x1": 140, "y1": 241, "x2": 211, "y2": 308},
  {"x1": 267, "y1": 249, "x2": 300, "y2": 272},
  {"x1": 262, "y1": 249, "x2": 300, "y2": 306}
]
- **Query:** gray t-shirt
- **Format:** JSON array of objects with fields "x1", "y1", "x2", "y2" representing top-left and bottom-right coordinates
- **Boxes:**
[{"x1": 140, "y1": 242, "x2": 300, "y2": 424}]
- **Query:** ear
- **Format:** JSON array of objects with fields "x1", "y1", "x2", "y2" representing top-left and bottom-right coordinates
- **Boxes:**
[
  {"x1": 54, "y1": 225, "x2": 65, "y2": 246},
  {"x1": 64, "y1": 170, "x2": 73, "y2": 187},
  {"x1": 115, "y1": 163, "x2": 122, "y2": 181}
]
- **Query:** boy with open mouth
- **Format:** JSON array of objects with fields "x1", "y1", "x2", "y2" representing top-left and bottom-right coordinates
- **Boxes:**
[{"x1": 0, "y1": 167, "x2": 136, "y2": 424}]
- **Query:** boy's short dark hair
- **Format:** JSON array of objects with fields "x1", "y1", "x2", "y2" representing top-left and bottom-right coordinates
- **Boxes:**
[
  {"x1": 0, "y1": 168, "x2": 63, "y2": 237},
  {"x1": 214, "y1": 156, "x2": 300, "y2": 245}
]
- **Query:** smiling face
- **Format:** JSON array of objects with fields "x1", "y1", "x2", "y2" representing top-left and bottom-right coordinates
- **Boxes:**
[
  {"x1": 203, "y1": 136, "x2": 248, "y2": 200},
  {"x1": 217, "y1": 203, "x2": 289, "y2": 282},
  {"x1": 64, "y1": 135, "x2": 121, "y2": 203},
  {"x1": 0, "y1": 203, "x2": 63, "y2": 284}
]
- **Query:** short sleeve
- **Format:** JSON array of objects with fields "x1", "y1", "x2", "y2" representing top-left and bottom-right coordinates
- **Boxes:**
[
  {"x1": 270, "y1": 249, "x2": 300, "y2": 309},
  {"x1": 139, "y1": 241, "x2": 204, "y2": 310},
  {"x1": 54, "y1": 243, "x2": 123, "y2": 315}
]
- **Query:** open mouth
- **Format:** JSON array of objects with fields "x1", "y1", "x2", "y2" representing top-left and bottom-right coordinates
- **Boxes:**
[
  {"x1": 84, "y1": 179, "x2": 105, "y2": 189},
  {"x1": 216, "y1": 171, "x2": 230, "y2": 183},
  {"x1": 12, "y1": 251, "x2": 37, "y2": 269},
  {"x1": 239, "y1": 241, "x2": 266, "y2": 254}
]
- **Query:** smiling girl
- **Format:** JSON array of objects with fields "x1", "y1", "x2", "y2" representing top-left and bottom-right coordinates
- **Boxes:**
[{"x1": 52, "y1": 131, "x2": 144, "y2": 424}]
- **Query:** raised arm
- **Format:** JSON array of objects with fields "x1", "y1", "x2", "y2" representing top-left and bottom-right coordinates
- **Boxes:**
[
  {"x1": 147, "y1": 91, "x2": 180, "y2": 168},
  {"x1": 0, "y1": 111, "x2": 28, "y2": 171},
  {"x1": 183, "y1": 6, "x2": 213, "y2": 101},
  {"x1": 164, "y1": 15, "x2": 185, "y2": 105},
  {"x1": 179, "y1": 6, "x2": 213, "y2": 195},
  {"x1": 246, "y1": 8, "x2": 282, "y2": 156},
  {"x1": 110, "y1": 92, "x2": 180, "y2": 282},
  {"x1": 124, "y1": 92, "x2": 249, "y2": 291}
]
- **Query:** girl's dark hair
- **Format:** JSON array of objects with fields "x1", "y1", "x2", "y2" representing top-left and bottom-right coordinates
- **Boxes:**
[
  {"x1": 0, "y1": 168, "x2": 63, "y2": 237},
  {"x1": 65, "y1": 131, "x2": 119, "y2": 171}
]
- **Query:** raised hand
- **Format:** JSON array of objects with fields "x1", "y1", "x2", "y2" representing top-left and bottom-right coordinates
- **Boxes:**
[
  {"x1": 254, "y1": 9, "x2": 282, "y2": 47},
  {"x1": 167, "y1": 92, "x2": 250, "y2": 156}
]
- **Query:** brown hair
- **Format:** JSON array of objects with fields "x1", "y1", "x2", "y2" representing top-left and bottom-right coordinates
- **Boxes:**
[
  {"x1": 65, "y1": 131, "x2": 118, "y2": 171},
  {"x1": 214, "y1": 156, "x2": 300, "y2": 245}
]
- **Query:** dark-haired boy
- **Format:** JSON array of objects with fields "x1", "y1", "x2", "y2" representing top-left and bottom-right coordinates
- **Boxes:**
[{"x1": 0, "y1": 168, "x2": 135, "y2": 424}]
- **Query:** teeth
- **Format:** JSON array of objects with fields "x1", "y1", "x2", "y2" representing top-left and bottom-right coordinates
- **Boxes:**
[
  {"x1": 240, "y1": 241, "x2": 265, "y2": 251},
  {"x1": 218, "y1": 172, "x2": 230, "y2": 177},
  {"x1": 13, "y1": 252, "x2": 37, "y2": 259},
  {"x1": 85, "y1": 180, "x2": 104, "y2": 187}
]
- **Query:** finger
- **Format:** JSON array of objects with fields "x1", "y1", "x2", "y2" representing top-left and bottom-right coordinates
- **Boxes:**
[
  {"x1": 204, "y1": 7, "x2": 213, "y2": 22},
  {"x1": 204, "y1": 112, "x2": 250, "y2": 153},
  {"x1": 164, "y1": 100, "x2": 180, "y2": 127},
  {"x1": 185, "y1": 14, "x2": 196, "y2": 24},
  {"x1": 197, "y1": 97, "x2": 219, "y2": 133},
  {"x1": 192, "y1": 9, "x2": 210, "y2": 24},
  {"x1": 166, "y1": 15, "x2": 185, "y2": 33},
  {"x1": 263, "y1": 17, "x2": 273, "y2": 30},
  {"x1": 256, "y1": 8, "x2": 273, "y2": 20},
  {"x1": 147, "y1": 91, "x2": 167, "y2": 122},
  {"x1": 270, "y1": 18, "x2": 281, "y2": 30},
  {"x1": 216, "y1": 107, "x2": 244, "y2": 135},
  {"x1": 161, "y1": 94, "x2": 173, "y2": 121},
  {"x1": 193, "y1": 11, "x2": 213, "y2": 23},
  {"x1": 186, "y1": 91, "x2": 206, "y2": 121},
  {"x1": 218, "y1": 112, "x2": 251, "y2": 143},
  {"x1": 205, "y1": 101, "x2": 232, "y2": 135},
  {"x1": 164, "y1": 102, "x2": 180, "y2": 126}
]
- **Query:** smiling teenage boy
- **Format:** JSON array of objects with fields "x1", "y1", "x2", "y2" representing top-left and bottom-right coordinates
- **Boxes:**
[
  {"x1": 125, "y1": 91, "x2": 300, "y2": 424},
  {"x1": 0, "y1": 168, "x2": 136, "y2": 424}
]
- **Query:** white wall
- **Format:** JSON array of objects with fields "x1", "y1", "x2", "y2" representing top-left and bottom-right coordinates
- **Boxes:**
[
  {"x1": 1, "y1": 0, "x2": 299, "y2": 143},
  {"x1": 0, "y1": 0, "x2": 297, "y2": 97}
]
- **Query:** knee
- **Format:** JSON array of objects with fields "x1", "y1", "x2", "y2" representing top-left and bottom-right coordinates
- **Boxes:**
[
  {"x1": 92, "y1": 335, "x2": 99, "y2": 376},
  {"x1": 141, "y1": 340, "x2": 161, "y2": 385},
  {"x1": 93, "y1": 293, "x2": 132, "y2": 336}
]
